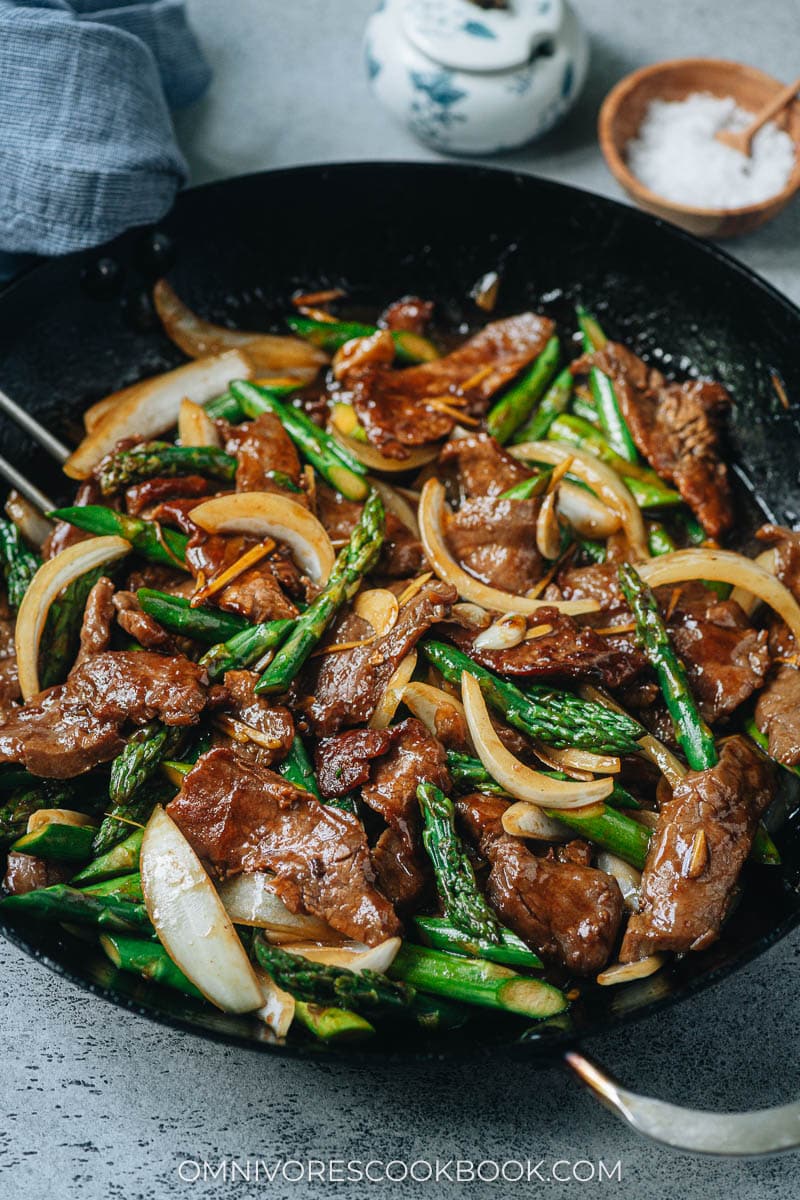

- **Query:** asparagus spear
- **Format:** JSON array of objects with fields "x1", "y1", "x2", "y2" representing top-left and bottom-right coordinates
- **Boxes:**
[
  {"x1": 255, "y1": 490, "x2": 385, "y2": 694},
  {"x1": 10, "y1": 822, "x2": 96, "y2": 864},
  {"x1": 96, "y1": 443, "x2": 236, "y2": 496},
  {"x1": 648, "y1": 522, "x2": 677, "y2": 557},
  {"x1": 547, "y1": 415, "x2": 682, "y2": 508},
  {"x1": 512, "y1": 366, "x2": 574, "y2": 444},
  {"x1": 231, "y1": 381, "x2": 369, "y2": 502},
  {"x1": 0, "y1": 885, "x2": 151, "y2": 933},
  {"x1": 137, "y1": 588, "x2": 248, "y2": 644},
  {"x1": 72, "y1": 828, "x2": 143, "y2": 884},
  {"x1": 485, "y1": 336, "x2": 560, "y2": 444},
  {"x1": 278, "y1": 733, "x2": 321, "y2": 798},
  {"x1": 108, "y1": 722, "x2": 188, "y2": 806},
  {"x1": 92, "y1": 772, "x2": 176, "y2": 858},
  {"x1": 254, "y1": 940, "x2": 415, "y2": 1016},
  {"x1": 445, "y1": 750, "x2": 640, "y2": 809},
  {"x1": 417, "y1": 782, "x2": 502, "y2": 943},
  {"x1": 422, "y1": 641, "x2": 643, "y2": 754},
  {"x1": 198, "y1": 618, "x2": 294, "y2": 682},
  {"x1": 100, "y1": 933, "x2": 204, "y2": 998},
  {"x1": 500, "y1": 468, "x2": 553, "y2": 501},
  {"x1": 206, "y1": 380, "x2": 299, "y2": 423},
  {"x1": 619, "y1": 563, "x2": 717, "y2": 771},
  {"x1": 286, "y1": 315, "x2": 438, "y2": 364},
  {"x1": 412, "y1": 916, "x2": 543, "y2": 970},
  {"x1": 570, "y1": 392, "x2": 600, "y2": 426},
  {"x1": 577, "y1": 306, "x2": 639, "y2": 464},
  {"x1": 388, "y1": 944, "x2": 567, "y2": 1018},
  {"x1": 0, "y1": 517, "x2": 41, "y2": 609},
  {"x1": 0, "y1": 781, "x2": 103, "y2": 850},
  {"x1": 578, "y1": 538, "x2": 607, "y2": 564},
  {"x1": 38, "y1": 566, "x2": 107, "y2": 689},
  {"x1": 50, "y1": 506, "x2": 189, "y2": 568},
  {"x1": 82, "y1": 872, "x2": 144, "y2": 902},
  {"x1": 293, "y1": 1000, "x2": 375, "y2": 1043}
]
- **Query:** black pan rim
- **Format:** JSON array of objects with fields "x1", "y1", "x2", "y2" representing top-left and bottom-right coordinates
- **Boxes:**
[{"x1": 1, "y1": 159, "x2": 799, "y2": 1063}]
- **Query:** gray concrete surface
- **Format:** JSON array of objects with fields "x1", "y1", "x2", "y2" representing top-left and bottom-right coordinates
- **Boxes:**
[{"x1": 2, "y1": 2, "x2": 800, "y2": 1197}]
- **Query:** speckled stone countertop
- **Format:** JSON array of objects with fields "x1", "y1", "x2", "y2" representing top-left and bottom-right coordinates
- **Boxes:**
[{"x1": 2, "y1": 2, "x2": 800, "y2": 1197}]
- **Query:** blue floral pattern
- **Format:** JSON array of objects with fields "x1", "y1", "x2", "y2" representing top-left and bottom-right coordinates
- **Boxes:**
[
  {"x1": 407, "y1": 69, "x2": 468, "y2": 145},
  {"x1": 364, "y1": 39, "x2": 382, "y2": 81},
  {"x1": 462, "y1": 20, "x2": 496, "y2": 39}
]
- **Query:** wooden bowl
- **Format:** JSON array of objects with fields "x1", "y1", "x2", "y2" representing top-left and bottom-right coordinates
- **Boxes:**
[{"x1": 599, "y1": 58, "x2": 800, "y2": 237}]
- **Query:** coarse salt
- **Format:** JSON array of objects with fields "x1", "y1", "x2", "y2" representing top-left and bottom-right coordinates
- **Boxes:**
[{"x1": 626, "y1": 92, "x2": 796, "y2": 210}]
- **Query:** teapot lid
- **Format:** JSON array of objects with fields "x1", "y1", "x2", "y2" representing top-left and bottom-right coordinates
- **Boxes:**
[{"x1": 401, "y1": 0, "x2": 564, "y2": 73}]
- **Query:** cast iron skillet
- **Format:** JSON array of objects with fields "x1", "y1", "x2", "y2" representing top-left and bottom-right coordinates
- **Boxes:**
[{"x1": 2, "y1": 163, "x2": 800, "y2": 1152}]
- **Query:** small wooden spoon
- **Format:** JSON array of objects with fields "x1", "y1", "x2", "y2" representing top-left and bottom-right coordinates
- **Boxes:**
[{"x1": 716, "y1": 75, "x2": 800, "y2": 157}]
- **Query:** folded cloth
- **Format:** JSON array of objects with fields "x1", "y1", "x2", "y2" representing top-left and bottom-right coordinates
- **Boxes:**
[{"x1": 0, "y1": 0, "x2": 211, "y2": 279}]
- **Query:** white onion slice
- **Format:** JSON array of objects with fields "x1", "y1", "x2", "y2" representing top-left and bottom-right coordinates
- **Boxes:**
[
  {"x1": 189, "y1": 491, "x2": 335, "y2": 586},
  {"x1": 27, "y1": 808, "x2": 97, "y2": 834},
  {"x1": 141, "y1": 806, "x2": 264, "y2": 1013},
  {"x1": 536, "y1": 491, "x2": 562, "y2": 560},
  {"x1": 178, "y1": 397, "x2": 221, "y2": 448},
  {"x1": 557, "y1": 481, "x2": 621, "y2": 539},
  {"x1": 536, "y1": 744, "x2": 621, "y2": 776},
  {"x1": 253, "y1": 967, "x2": 295, "y2": 1036},
  {"x1": 278, "y1": 937, "x2": 401, "y2": 975},
  {"x1": 353, "y1": 588, "x2": 399, "y2": 638},
  {"x1": 730, "y1": 548, "x2": 777, "y2": 615},
  {"x1": 15, "y1": 534, "x2": 131, "y2": 700},
  {"x1": 329, "y1": 425, "x2": 439, "y2": 473},
  {"x1": 638, "y1": 547, "x2": 800, "y2": 643},
  {"x1": 65, "y1": 350, "x2": 253, "y2": 479},
  {"x1": 474, "y1": 614, "x2": 527, "y2": 651},
  {"x1": 369, "y1": 650, "x2": 418, "y2": 729},
  {"x1": 418, "y1": 479, "x2": 599, "y2": 616},
  {"x1": 368, "y1": 476, "x2": 421, "y2": 537},
  {"x1": 461, "y1": 672, "x2": 613, "y2": 808},
  {"x1": 597, "y1": 954, "x2": 665, "y2": 987},
  {"x1": 596, "y1": 851, "x2": 641, "y2": 911},
  {"x1": 5, "y1": 491, "x2": 53, "y2": 549},
  {"x1": 217, "y1": 872, "x2": 339, "y2": 942},
  {"x1": 501, "y1": 802, "x2": 571, "y2": 842},
  {"x1": 401, "y1": 681, "x2": 473, "y2": 751},
  {"x1": 511, "y1": 441, "x2": 649, "y2": 560}
]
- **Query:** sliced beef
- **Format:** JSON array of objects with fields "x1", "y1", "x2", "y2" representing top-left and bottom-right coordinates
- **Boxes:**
[
  {"x1": 558, "y1": 562, "x2": 627, "y2": 614},
  {"x1": 361, "y1": 718, "x2": 449, "y2": 913},
  {"x1": 125, "y1": 475, "x2": 209, "y2": 517},
  {"x1": 43, "y1": 477, "x2": 103, "y2": 559},
  {"x1": 757, "y1": 524, "x2": 800, "y2": 601},
  {"x1": 379, "y1": 296, "x2": 434, "y2": 334},
  {"x1": 186, "y1": 529, "x2": 300, "y2": 623},
  {"x1": 442, "y1": 605, "x2": 645, "y2": 689},
  {"x1": 620, "y1": 736, "x2": 774, "y2": 961},
  {"x1": 755, "y1": 665, "x2": 800, "y2": 766},
  {"x1": 300, "y1": 579, "x2": 457, "y2": 736},
  {"x1": 315, "y1": 485, "x2": 425, "y2": 579},
  {"x1": 167, "y1": 746, "x2": 400, "y2": 945},
  {"x1": 349, "y1": 313, "x2": 554, "y2": 458},
  {"x1": 446, "y1": 496, "x2": 542, "y2": 593},
  {"x1": 438, "y1": 431, "x2": 531, "y2": 500},
  {"x1": 0, "y1": 651, "x2": 214, "y2": 778},
  {"x1": 3, "y1": 853, "x2": 72, "y2": 895},
  {"x1": 113, "y1": 590, "x2": 177, "y2": 652},
  {"x1": 456, "y1": 792, "x2": 623, "y2": 974},
  {"x1": 72, "y1": 576, "x2": 116, "y2": 669},
  {"x1": 315, "y1": 728, "x2": 392, "y2": 798},
  {"x1": 221, "y1": 670, "x2": 294, "y2": 765},
  {"x1": 225, "y1": 412, "x2": 304, "y2": 495}
]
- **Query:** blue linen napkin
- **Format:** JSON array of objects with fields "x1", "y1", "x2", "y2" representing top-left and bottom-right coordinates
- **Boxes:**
[{"x1": 0, "y1": 0, "x2": 211, "y2": 280}]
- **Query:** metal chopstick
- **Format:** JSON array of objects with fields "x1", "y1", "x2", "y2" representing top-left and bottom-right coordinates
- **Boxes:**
[
  {"x1": 0, "y1": 452, "x2": 56, "y2": 514},
  {"x1": 0, "y1": 387, "x2": 71, "y2": 465}
]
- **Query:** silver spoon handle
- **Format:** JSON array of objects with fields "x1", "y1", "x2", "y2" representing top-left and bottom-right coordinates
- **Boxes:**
[
  {"x1": 0, "y1": 387, "x2": 71, "y2": 465},
  {"x1": 565, "y1": 1050, "x2": 800, "y2": 1156}
]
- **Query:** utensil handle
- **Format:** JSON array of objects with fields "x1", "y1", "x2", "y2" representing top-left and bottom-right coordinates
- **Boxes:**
[
  {"x1": 565, "y1": 1049, "x2": 800, "y2": 1155},
  {"x1": 745, "y1": 76, "x2": 800, "y2": 137}
]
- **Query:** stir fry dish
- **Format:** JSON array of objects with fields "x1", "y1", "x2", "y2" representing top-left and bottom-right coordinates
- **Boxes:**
[{"x1": 1, "y1": 280, "x2": 798, "y2": 1044}]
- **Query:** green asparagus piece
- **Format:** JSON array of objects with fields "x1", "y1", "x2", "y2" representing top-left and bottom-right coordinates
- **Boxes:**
[
  {"x1": 486, "y1": 337, "x2": 560, "y2": 444},
  {"x1": 0, "y1": 781, "x2": 104, "y2": 850},
  {"x1": 231, "y1": 380, "x2": 369, "y2": 501},
  {"x1": 108, "y1": 722, "x2": 188, "y2": 806},
  {"x1": 648, "y1": 522, "x2": 677, "y2": 557},
  {"x1": 50, "y1": 506, "x2": 188, "y2": 569},
  {"x1": 38, "y1": 566, "x2": 106, "y2": 689},
  {"x1": 198, "y1": 618, "x2": 294, "y2": 682},
  {"x1": 286, "y1": 315, "x2": 438, "y2": 364},
  {"x1": 92, "y1": 773, "x2": 175, "y2": 858},
  {"x1": 278, "y1": 732, "x2": 321, "y2": 798},
  {"x1": 254, "y1": 940, "x2": 416, "y2": 1016},
  {"x1": 500, "y1": 468, "x2": 553, "y2": 501},
  {"x1": 577, "y1": 306, "x2": 639, "y2": 464},
  {"x1": 206, "y1": 381, "x2": 299, "y2": 423},
  {"x1": 0, "y1": 768, "x2": 41, "y2": 794},
  {"x1": 578, "y1": 538, "x2": 607, "y2": 564},
  {"x1": 412, "y1": 916, "x2": 543, "y2": 970},
  {"x1": 0, "y1": 884, "x2": 151, "y2": 933},
  {"x1": 137, "y1": 588, "x2": 248, "y2": 644},
  {"x1": 619, "y1": 563, "x2": 717, "y2": 771},
  {"x1": 71, "y1": 828, "x2": 143, "y2": 884},
  {"x1": 256, "y1": 490, "x2": 385, "y2": 694},
  {"x1": 388, "y1": 944, "x2": 567, "y2": 1018},
  {"x1": 751, "y1": 824, "x2": 782, "y2": 866},
  {"x1": 0, "y1": 517, "x2": 40, "y2": 608},
  {"x1": 82, "y1": 872, "x2": 143, "y2": 902},
  {"x1": 417, "y1": 782, "x2": 501, "y2": 943},
  {"x1": 511, "y1": 366, "x2": 574, "y2": 444},
  {"x1": 293, "y1": 1000, "x2": 375, "y2": 1043},
  {"x1": 96, "y1": 442, "x2": 236, "y2": 495},
  {"x1": 445, "y1": 750, "x2": 639, "y2": 809},
  {"x1": 10, "y1": 822, "x2": 97, "y2": 864},
  {"x1": 100, "y1": 933, "x2": 203, "y2": 998},
  {"x1": 570, "y1": 393, "x2": 600, "y2": 426},
  {"x1": 422, "y1": 641, "x2": 643, "y2": 754},
  {"x1": 547, "y1": 415, "x2": 682, "y2": 508}
]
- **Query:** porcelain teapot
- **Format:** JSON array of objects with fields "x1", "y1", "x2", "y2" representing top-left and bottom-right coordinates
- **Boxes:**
[{"x1": 364, "y1": 0, "x2": 589, "y2": 155}]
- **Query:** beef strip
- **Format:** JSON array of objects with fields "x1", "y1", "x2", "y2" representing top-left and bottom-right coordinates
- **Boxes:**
[
  {"x1": 379, "y1": 296, "x2": 434, "y2": 334},
  {"x1": 361, "y1": 718, "x2": 448, "y2": 913},
  {"x1": 315, "y1": 484, "x2": 425, "y2": 579},
  {"x1": 620, "y1": 736, "x2": 774, "y2": 961},
  {"x1": 113, "y1": 590, "x2": 177, "y2": 653},
  {"x1": 72, "y1": 576, "x2": 116, "y2": 670},
  {"x1": 3, "y1": 853, "x2": 72, "y2": 896},
  {"x1": 348, "y1": 313, "x2": 554, "y2": 458},
  {"x1": 167, "y1": 746, "x2": 400, "y2": 945},
  {"x1": 225, "y1": 412, "x2": 304, "y2": 495},
  {"x1": 43, "y1": 477, "x2": 103, "y2": 559},
  {"x1": 438, "y1": 431, "x2": 531, "y2": 500},
  {"x1": 0, "y1": 651, "x2": 215, "y2": 778},
  {"x1": 221, "y1": 670, "x2": 294, "y2": 765},
  {"x1": 455, "y1": 792, "x2": 623, "y2": 974},
  {"x1": 446, "y1": 496, "x2": 542, "y2": 594},
  {"x1": 186, "y1": 529, "x2": 300, "y2": 622},
  {"x1": 315, "y1": 728, "x2": 392, "y2": 798},
  {"x1": 578, "y1": 342, "x2": 733, "y2": 537},
  {"x1": 755, "y1": 666, "x2": 800, "y2": 766},
  {"x1": 300, "y1": 578, "x2": 457, "y2": 736},
  {"x1": 125, "y1": 475, "x2": 209, "y2": 517}
]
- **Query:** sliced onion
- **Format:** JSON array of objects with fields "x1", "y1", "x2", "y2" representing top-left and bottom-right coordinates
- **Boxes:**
[
  {"x1": 368, "y1": 477, "x2": 420, "y2": 537},
  {"x1": 16, "y1": 535, "x2": 131, "y2": 700},
  {"x1": 141, "y1": 806, "x2": 264, "y2": 1013},
  {"x1": 401, "y1": 681, "x2": 473, "y2": 751},
  {"x1": 636, "y1": 733, "x2": 686, "y2": 786},
  {"x1": 178, "y1": 397, "x2": 221, "y2": 448},
  {"x1": 153, "y1": 279, "x2": 327, "y2": 378},
  {"x1": 27, "y1": 808, "x2": 97, "y2": 834},
  {"x1": 214, "y1": 715, "x2": 287, "y2": 753},
  {"x1": 638, "y1": 548, "x2": 800, "y2": 643},
  {"x1": 5, "y1": 491, "x2": 52, "y2": 549},
  {"x1": 557, "y1": 482, "x2": 621, "y2": 539},
  {"x1": 461, "y1": 672, "x2": 613, "y2": 808},
  {"x1": 353, "y1": 588, "x2": 399, "y2": 638},
  {"x1": 536, "y1": 744, "x2": 621, "y2": 776},
  {"x1": 597, "y1": 954, "x2": 665, "y2": 987},
  {"x1": 474, "y1": 614, "x2": 527, "y2": 652},
  {"x1": 189, "y1": 492, "x2": 335, "y2": 586},
  {"x1": 730, "y1": 548, "x2": 777, "y2": 615},
  {"x1": 217, "y1": 872, "x2": 339, "y2": 942},
  {"x1": 511, "y1": 441, "x2": 649, "y2": 560},
  {"x1": 329, "y1": 425, "x2": 439, "y2": 473},
  {"x1": 65, "y1": 350, "x2": 253, "y2": 479},
  {"x1": 253, "y1": 967, "x2": 295, "y2": 1036},
  {"x1": 596, "y1": 851, "x2": 641, "y2": 911},
  {"x1": 501, "y1": 801, "x2": 571, "y2": 842},
  {"x1": 450, "y1": 601, "x2": 491, "y2": 629},
  {"x1": 369, "y1": 650, "x2": 418, "y2": 729},
  {"x1": 418, "y1": 479, "x2": 599, "y2": 616},
  {"x1": 278, "y1": 937, "x2": 401, "y2": 975},
  {"x1": 536, "y1": 491, "x2": 562, "y2": 560}
]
